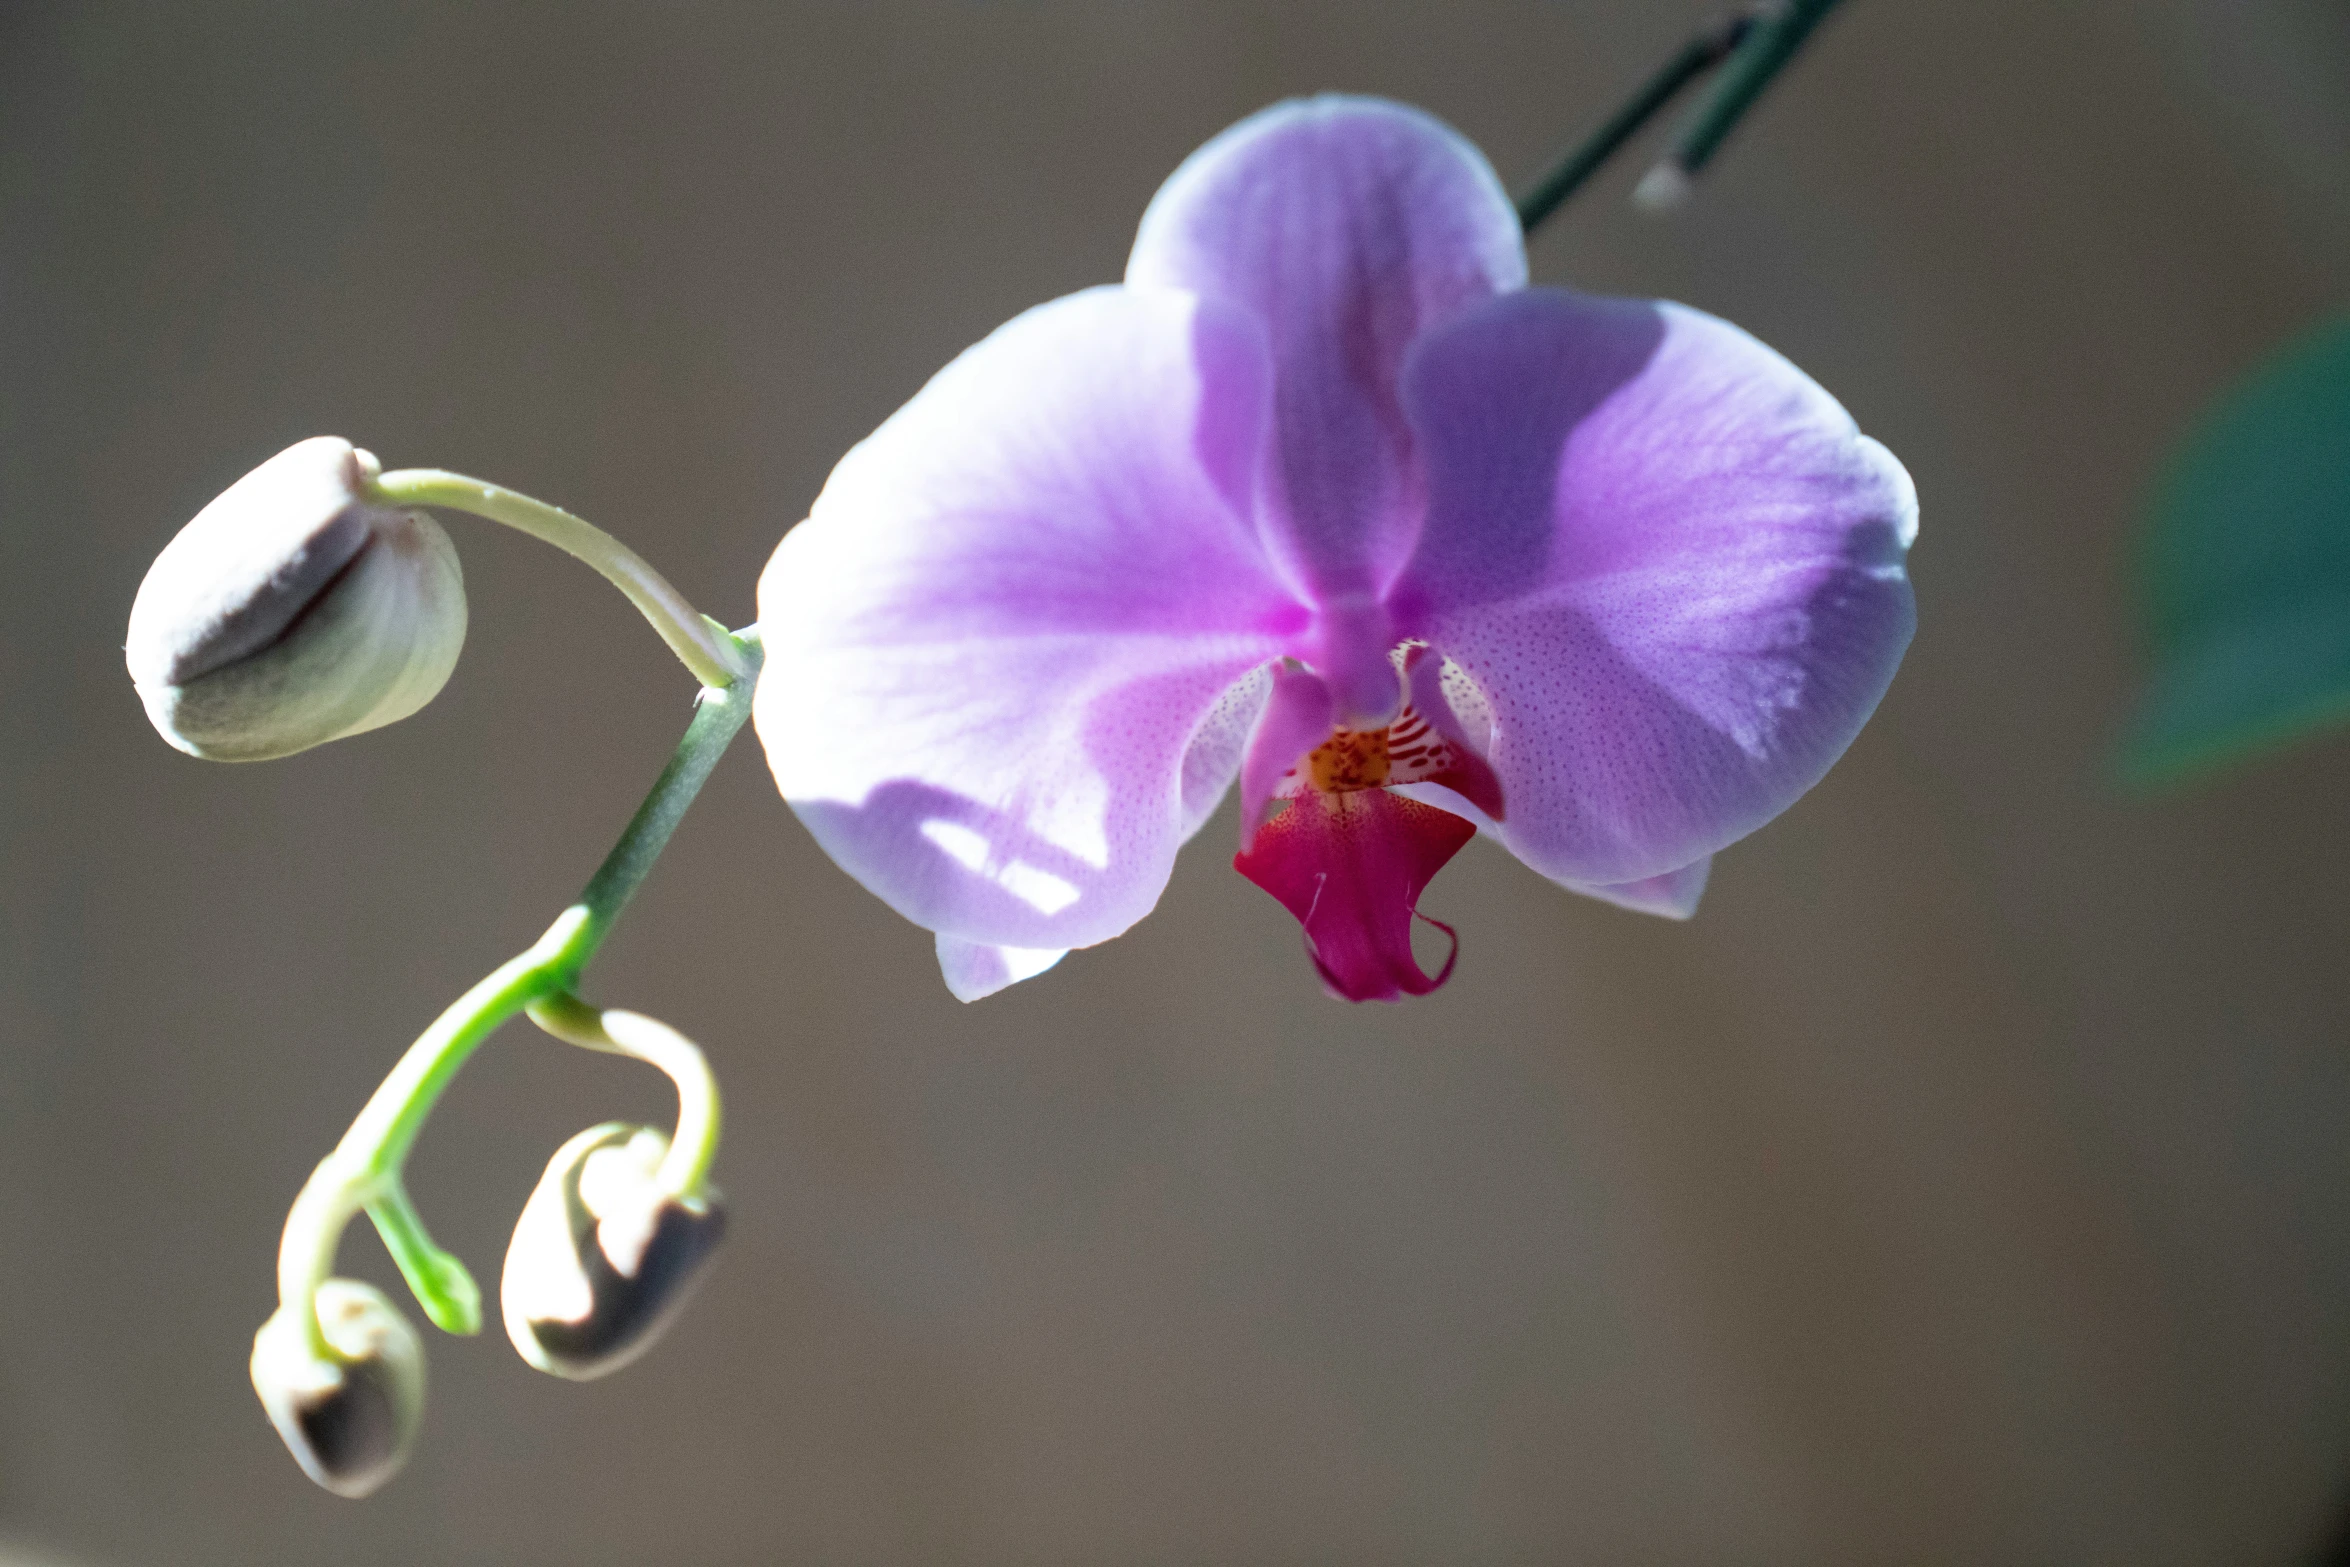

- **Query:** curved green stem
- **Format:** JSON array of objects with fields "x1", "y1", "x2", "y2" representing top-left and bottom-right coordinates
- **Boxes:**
[
  {"x1": 270, "y1": 630, "x2": 761, "y2": 1342},
  {"x1": 272, "y1": 1158, "x2": 383, "y2": 1355},
  {"x1": 526, "y1": 993, "x2": 722, "y2": 1200},
  {"x1": 365, "y1": 464, "x2": 748, "y2": 690},
  {"x1": 367, "y1": 1181, "x2": 482, "y2": 1335},
  {"x1": 344, "y1": 914, "x2": 591, "y2": 1194}
]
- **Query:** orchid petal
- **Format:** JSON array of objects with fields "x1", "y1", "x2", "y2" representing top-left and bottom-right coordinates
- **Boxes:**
[
  {"x1": 935, "y1": 936, "x2": 1070, "y2": 1003},
  {"x1": 1234, "y1": 789, "x2": 1475, "y2": 1003},
  {"x1": 1178, "y1": 663, "x2": 1272, "y2": 839},
  {"x1": 1128, "y1": 95, "x2": 1526, "y2": 693},
  {"x1": 1562, "y1": 855, "x2": 1712, "y2": 920},
  {"x1": 1394, "y1": 288, "x2": 1917, "y2": 885},
  {"x1": 1237, "y1": 663, "x2": 1331, "y2": 851},
  {"x1": 758, "y1": 286, "x2": 1302, "y2": 954}
]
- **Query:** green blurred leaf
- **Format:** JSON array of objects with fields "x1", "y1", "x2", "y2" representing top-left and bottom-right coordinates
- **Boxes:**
[{"x1": 2122, "y1": 313, "x2": 2350, "y2": 786}]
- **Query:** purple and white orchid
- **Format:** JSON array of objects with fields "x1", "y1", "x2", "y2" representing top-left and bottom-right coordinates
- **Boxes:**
[{"x1": 755, "y1": 95, "x2": 1917, "y2": 1003}]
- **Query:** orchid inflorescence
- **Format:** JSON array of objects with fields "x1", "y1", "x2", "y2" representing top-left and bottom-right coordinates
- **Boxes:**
[{"x1": 126, "y1": 4, "x2": 1909, "y2": 1498}]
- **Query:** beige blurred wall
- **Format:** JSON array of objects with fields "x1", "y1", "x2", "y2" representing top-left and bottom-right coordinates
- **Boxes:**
[{"x1": 3, "y1": 2, "x2": 2348, "y2": 1563}]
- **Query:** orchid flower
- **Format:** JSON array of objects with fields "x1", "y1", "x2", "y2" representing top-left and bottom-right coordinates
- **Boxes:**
[{"x1": 756, "y1": 95, "x2": 1917, "y2": 1003}]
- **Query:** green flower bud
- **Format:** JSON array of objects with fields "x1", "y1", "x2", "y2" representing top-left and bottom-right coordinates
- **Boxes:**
[
  {"x1": 126, "y1": 436, "x2": 466, "y2": 762},
  {"x1": 501, "y1": 1123, "x2": 725, "y2": 1380},
  {"x1": 250, "y1": 1279, "x2": 425, "y2": 1498}
]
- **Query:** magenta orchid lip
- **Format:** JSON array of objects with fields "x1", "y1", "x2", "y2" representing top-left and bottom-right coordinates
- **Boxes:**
[{"x1": 755, "y1": 95, "x2": 1917, "y2": 1003}]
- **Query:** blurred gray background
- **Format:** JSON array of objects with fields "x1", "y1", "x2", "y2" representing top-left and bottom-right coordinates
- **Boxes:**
[{"x1": 4, "y1": 1, "x2": 2348, "y2": 1562}]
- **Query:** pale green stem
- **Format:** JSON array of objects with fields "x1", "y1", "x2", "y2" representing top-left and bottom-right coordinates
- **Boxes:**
[
  {"x1": 365, "y1": 464, "x2": 748, "y2": 689},
  {"x1": 269, "y1": 631, "x2": 761, "y2": 1354},
  {"x1": 367, "y1": 1181, "x2": 484, "y2": 1335},
  {"x1": 525, "y1": 993, "x2": 722, "y2": 1200}
]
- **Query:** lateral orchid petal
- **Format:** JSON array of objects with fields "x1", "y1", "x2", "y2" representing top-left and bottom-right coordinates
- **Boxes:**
[
  {"x1": 1395, "y1": 288, "x2": 1917, "y2": 886},
  {"x1": 757, "y1": 287, "x2": 1300, "y2": 956},
  {"x1": 1178, "y1": 664, "x2": 1273, "y2": 839},
  {"x1": 1129, "y1": 96, "x2": 1525, "y2": 715}
]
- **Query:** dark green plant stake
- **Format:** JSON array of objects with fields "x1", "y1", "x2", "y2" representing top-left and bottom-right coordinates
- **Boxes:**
[{"x1": 1516, "y1": 0, "x2": 1850, "y2": 232}]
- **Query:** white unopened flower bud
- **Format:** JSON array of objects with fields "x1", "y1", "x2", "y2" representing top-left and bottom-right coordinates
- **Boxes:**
[
  {"x1": 250, "y1": 1279, "x2": 426, "y2": 1499},
  {"x1": 126, "y1": 436, "x2": 465, "y2": 762},
  {"x1": 502, "y1": 1123, "x2": 725, "y2": 1380}
]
